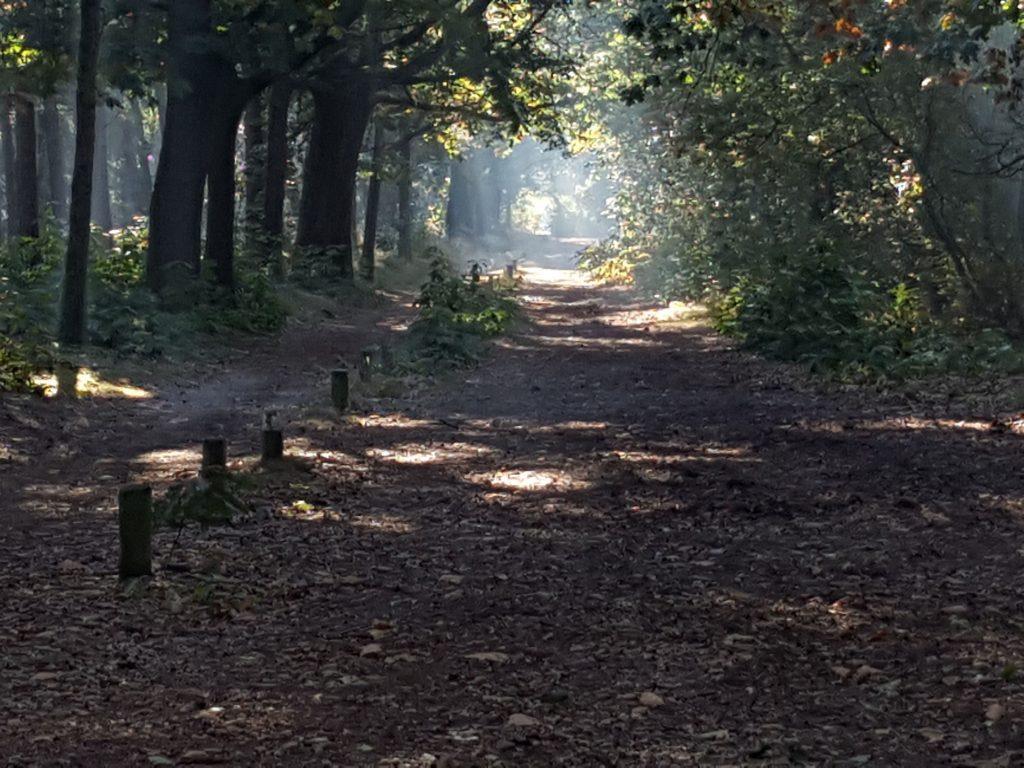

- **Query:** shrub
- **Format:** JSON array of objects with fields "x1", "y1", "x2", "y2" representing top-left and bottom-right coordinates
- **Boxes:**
[
  {"x1": 407, "y1": 252, "x2": 519, "y2": 367},
  {"x1": 711, "y1": 251, "x2": 1024, "y2": 381}
]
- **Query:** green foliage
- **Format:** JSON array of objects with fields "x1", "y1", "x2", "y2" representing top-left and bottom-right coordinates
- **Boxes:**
[
  {"x1": 289, "y1": 246, "x2": 353, "y2": 289},
  {"x1": 195, "y1": 270, "x2": 288, "y2": 335},
  {"x1": 407, "y1": 251, "x2": 519, "y2": 367},
  {"x1": 0, "y1": 229, "x2": 63, "y2": 392},
  {"x1": 89, "y1": 224, "x2": 164, "y2": 356},
  {"x1": 710, "y1": 252, "x2": 1024, "y2": 381},
  {"x1": 154, "y1": 474, "x2": 246, "y2": 530},
  {"x1": 0, "y1": 337, "x2": 41, "y2": 393}
]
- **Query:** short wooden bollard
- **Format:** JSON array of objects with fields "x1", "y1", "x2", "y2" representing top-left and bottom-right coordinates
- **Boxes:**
[
  {"x1": 358, "y1": 346, "x2": 377, "y2": 382},
  {"x1": 202, "y1": 437, "x2": 227, "y2": 474},
  {"x1": 55, "y1": 362, "x2": 79, "y2": 398},
  {"x1": 118, "y1": 485, "x2": 153, "y2": 579},
  {"x1": 262, "y1": 429, "x2": 284, "y2": 461},
  {"x1": 331, "y1": 368, "x2": 350, "y2": 412}
]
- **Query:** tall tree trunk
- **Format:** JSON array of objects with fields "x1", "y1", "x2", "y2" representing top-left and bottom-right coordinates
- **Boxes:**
[
  {"x1": 243, "y1": 94, "x2": 265, "y2": 237},
  {"x1": 116, "y1": 101, "x2": 151, "y2": 219},
  {"x1": 397, "y1": 136, "x2": 413, "y2": 261},
  {"x1": 446, "y1": 156, "x2": 477, "y2": 240},
  {"x1": 147, "y1": 0, "x2": 218, "y2": 295},
  {"x1": 130, "y1": 100, "x2": 153, "y2": 211},
  {"x1": 296, "y1": 83, "x2": 373, "y2": 280},
  {"x1": 91, "y1": 103, "x2": 112, "y2": 231},
  {"x1": 59, "y1": 0, "x2": 102, "y2": 345},
  {"x1": 262, "y1": 81, "x2": 290, "y2": 273},
  {"x1": 360, "y1": 121, "x2": 384, "y2": 282},
  {"x1": 40, "y1": 97, "x2": 67, "y2": 224},
  {"x1": 204, "y1": 93, "x2": 249, "y2": 290},
  {"x1": 13, "y1": 94, "x2": 40, "y2": 240},
  {"x1": 0, "y1": 97, "x2": 15, "y2": 239}
]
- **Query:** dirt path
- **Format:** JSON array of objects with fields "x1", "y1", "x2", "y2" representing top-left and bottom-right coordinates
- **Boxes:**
[{"x1": 4, "y1": 255, "x2": 1024, "y2": 766}]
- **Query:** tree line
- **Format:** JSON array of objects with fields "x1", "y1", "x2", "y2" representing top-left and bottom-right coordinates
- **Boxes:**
[{"x1": 0, "y1": 0, "x2": 567, "y2": 348}]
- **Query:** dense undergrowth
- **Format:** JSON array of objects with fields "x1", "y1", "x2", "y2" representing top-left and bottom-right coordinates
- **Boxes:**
[
  {"x1": 0, "y1": 221, "x2": 289, "y2": 393},
  {"x1": 582, "y1": 241, "x2": 1024, "y2": 383},
  {"x1": 0, "y1": 222, "x2": 518, "y2": 394}
]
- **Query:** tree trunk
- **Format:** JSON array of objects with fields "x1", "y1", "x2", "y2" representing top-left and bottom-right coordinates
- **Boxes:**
[
  {"x1": 13, "y1": 94, "x2": 39, "y2": 240},
  {"x1": 397, "y1": 136, "x2": 413, "y2": 260},
  {"x1": 131, "y1": 101, "x2": 153, "y2": 209},
  {"x1": 147, "y1": 0, "x2": 218, "y2": 295},
  {"x1": 243, "y1": 94, "x2": 265, "y2": 237},
  {"x1": 296, "y1": 83, "x2": 373, "y2": 279},
  {"x1": 91, "y1": 103, "x2": 112, "y2": 231},
  {"x1": 0, "y1": 97, "x2": 15, "y2": 239},
  {"x1": 360, "y1": 121, "x2": 384, "y2": 281},
  {"x1": 204, "y1": 94, "x2": 249, "y2": 290},
  {"x1": 59, "y1": 0, "x2": 102, "y2": 345},
  {"x1": 262, "y1": 81, "x2": 290, "y2": 272},
  {"x1": 40, "y1": 97, "x2": 67, "y2": 225},
  {"x1": 446, "y1": 156, "x2": 476, "y2": 240},
  {"x1": 117, "y1": 101, "x2": 151, "y2": 219}
]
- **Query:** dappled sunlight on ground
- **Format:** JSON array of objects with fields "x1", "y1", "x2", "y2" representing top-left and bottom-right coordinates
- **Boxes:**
[
  {"x1": 33, "y1": 367, "x2": 153, "y2": 400},
  {"x1": 466, "y1": 467, "x2": 593, "y2": 493},
  {"x1": 132, "y1": 446, "x2": 202, "y2": 480},
  {"x1": 8, "y1": 249, "x2": 1024, "y2": 764},
  {"x1": 348, "y1": 512, "x2": 418, "y2": 534},
  {"x1": 367, "y1": 441, "x2": 497, "y2": 465}
]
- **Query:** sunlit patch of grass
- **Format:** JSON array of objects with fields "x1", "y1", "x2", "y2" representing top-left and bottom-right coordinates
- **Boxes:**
[{"x1": 33, "y1": 367, "x2": 153, "y2": 399}]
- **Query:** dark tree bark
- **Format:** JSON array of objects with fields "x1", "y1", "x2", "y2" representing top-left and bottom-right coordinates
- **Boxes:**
[
  {"x1": 59, "y1": 0, "x2": 102, "y2": 345},
  {"x1": 0, "y1": 97, "x2": 15, "y2": 239},
  {"x1": 116, "y1": 100, "x2": 151, "y2": 219},
  {"x1": 204, "y1": 90, "x2": 251, "y2": 290},
  {"x1": 130, "y1": 101, "x2": 153, "y2": 207},
  {"x1": 243, "y1": 94, "x2": 265, "y2": 235},
  {"x1": 147, "y1": 0, "x2": 219, "y2": 294},
  {"x1": 296, "y1": 83, "x2": 374, "y2": 279},
  {"x1": 262, "y1": 81, "x2": 290, "y2": 272},
  {"x1": 360, "y1": 120, "x2": 385, "y2": 281},
  {"x1": 446, "y1": 156, "x2": 478, "y2": 240},
  {"x1": 397, "y1": 136, "x2": 413, "y2": 260},
  {"x1": 12, "y1": 94, "x2": 40, "y2": 240},
  {"x1": 91, "y1": 103, "x2": 113, "y2": 231},
  {"x1": 40, "y1": 96, "x2": 67, "y2": 224}
]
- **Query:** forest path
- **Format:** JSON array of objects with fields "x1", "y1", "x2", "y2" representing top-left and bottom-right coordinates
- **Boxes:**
[{"x1": 4, "y1": 250, "x2": 1024, "y2": 765}]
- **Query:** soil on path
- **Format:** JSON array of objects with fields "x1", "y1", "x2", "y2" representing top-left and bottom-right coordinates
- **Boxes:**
[{"x1": 3, "y1": 250, "x2": 1024, "y2": 766}]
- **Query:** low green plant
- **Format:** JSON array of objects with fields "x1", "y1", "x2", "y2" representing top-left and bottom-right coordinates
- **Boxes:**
[
  {"x1": 407, "y1": 252, "x2": 519, "y2": 367},
  {"x1": 194, "y1": 269, "x2": 288, "y2": 335},
  {"x1": 89, "y1": 224, "x2": 165, "y2": 356},
  {"x1": 0, "y1": 227, "x2": 64, "y2": 391}
]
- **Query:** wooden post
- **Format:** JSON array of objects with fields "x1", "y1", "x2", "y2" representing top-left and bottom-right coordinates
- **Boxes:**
[
  {"x1": 379, "y1": 343, "x2": 395, "y2": 371},
  {"x1": 331, "y1": 368, "x2": 349, "y2": 412},
  {"x1": 358, "y1": 346, "x2": 377, "y2": 382},
  {"x1": 262, "y1": 429, "x2": 284, "y2": 461},
  {"x1": 505, "y1": 263, "x2": 515, "y2": 279},
  {"x1": 118, "y1": 484, "x2": 153, "y2": 579},
  {"x1": 201, "y1": 437, "x2": 227, "y2": 475},
  {"x1": 55, "y1": 362, "x2": 79, "y2": 397}
]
